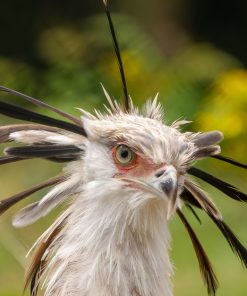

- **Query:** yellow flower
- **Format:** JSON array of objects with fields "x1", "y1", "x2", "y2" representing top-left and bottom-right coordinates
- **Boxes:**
[{"x1": 196, "y1": 69, "x2": 247, "y2": 138}]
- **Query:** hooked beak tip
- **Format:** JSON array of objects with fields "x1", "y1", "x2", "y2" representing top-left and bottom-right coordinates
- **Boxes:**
[{"x1": 158, "y1": 168, "x2": 178, "y2": 219}]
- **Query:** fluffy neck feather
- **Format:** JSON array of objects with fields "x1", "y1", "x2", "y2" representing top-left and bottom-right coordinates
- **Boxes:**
[{"x1": 43, "y1": 180, "x2": 173, "y2": 296}]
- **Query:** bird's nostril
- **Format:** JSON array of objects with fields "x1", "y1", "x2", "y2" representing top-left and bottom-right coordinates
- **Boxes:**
[
  {"x1": 155, "y1": 170, "x2": 166, "y2": 178},
  {"x1": 160, "y1": 179, "x2": 174, "y2": 194}
]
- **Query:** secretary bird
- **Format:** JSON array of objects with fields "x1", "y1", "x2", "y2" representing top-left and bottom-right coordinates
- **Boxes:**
[{"x1": 0, "y1": 1, "x2": 247, "y2": 295}]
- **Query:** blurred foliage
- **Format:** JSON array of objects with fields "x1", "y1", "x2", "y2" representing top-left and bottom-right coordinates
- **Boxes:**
[
  {"x1": 0, "y1": 6, "x2": 247, "y2": 296},
  {"x1": 197, "y1": 69, "x2": 247, "y2": 158}
]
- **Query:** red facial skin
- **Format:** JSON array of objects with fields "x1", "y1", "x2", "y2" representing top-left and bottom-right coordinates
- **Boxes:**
[{"x1": 112, "y1": 145, "x2": 162, "y2": 178}]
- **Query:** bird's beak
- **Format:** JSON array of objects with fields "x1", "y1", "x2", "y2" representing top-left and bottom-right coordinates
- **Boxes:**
[
  {"x1": 118, "y1": 164, "x2": 180, "y2": 219},
  {"x1": 155, "y1": 165, "x2": 178, "y2": 219}
]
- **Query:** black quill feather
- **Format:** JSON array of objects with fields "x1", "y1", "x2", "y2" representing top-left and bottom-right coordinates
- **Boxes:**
[
  {"x1": 181, "y1": 189, "x2": 247, "y2": 268},
  {"x1": 188, "y1": 167, "x2": 247, "y2": 202},
  {"x1": 177, "y1": 209, "x2": 218, "y2": 296},
  {"x1": 212, "y1": 155, "x2": 247, "y2": 169},
  {"x1": 5, "y1": 145, "x2": 83, "y2": 159},
  {"x1": 0, "y1": 85, "x2": 82, "y2": 126},
  {"x1": 0, "y1": 155, "x2": 23, "y2": 165},
  {"x1": 102, "y1": 0, "x2": 130, "y2": 111},
  {"x1": 186, "y1": 204, "x2": 202, "y2": 224},
  {"x1": 0, "y1": 175, "x2": 65, "y2": 215},
  {"x1": 0, "y1": 101, "x2": 86, "y2": 136},
  {"x1": 210, "y1": 216, "x2": 247, "y2": 268}
]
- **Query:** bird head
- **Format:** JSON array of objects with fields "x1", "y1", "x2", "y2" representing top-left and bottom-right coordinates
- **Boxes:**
[{"x1": 79, "y1": 95, "x2": 222, "y2": 220}]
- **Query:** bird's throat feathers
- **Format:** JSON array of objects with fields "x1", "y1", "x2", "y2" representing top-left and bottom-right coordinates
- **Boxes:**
[{"x1": 43, "y1": 183, "x2": 173, "y2": 296}]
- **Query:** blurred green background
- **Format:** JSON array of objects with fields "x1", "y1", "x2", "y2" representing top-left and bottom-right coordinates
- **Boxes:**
[{"x1": 0, "y1": 0, "x2": 247, "y2": 295}]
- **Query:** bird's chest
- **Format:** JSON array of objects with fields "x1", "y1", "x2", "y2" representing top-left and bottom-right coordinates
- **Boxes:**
[{"x1": 45, "y1": 199, "x2": 173, "y2": 296}]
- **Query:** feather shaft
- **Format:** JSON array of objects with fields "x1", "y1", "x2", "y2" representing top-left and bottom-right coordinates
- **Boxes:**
[
  {"x1": 0, "y1": 124, "x2": 62, "y2": 143},
  {"x1": 186, "y1": 204, "x2": 202, "y2": 224},
  {"x1": 5, "y1": 145, "x2": 83, "y2": 159},
  {"x1": 13, "y1": 173, "x2": 81, "y2": 227},
  {"x1": 0, "y1": 85, "x2": 82, "y2": 126},
  {"x1": 181, "y1": 189, "x2": 247, "y2": 268},
  {"x1": 102, "y1": 0, "x2": 130, "y2": 111},
  {"x1": 0, "y1": 175, "x2": 66, "y2": 215},
  {"x1": 188, "y1": 167, "x2": 247, "y2": 202},
  {"x1": 193, "y1": 131, "x2": 223, "y2": 148},
  {"x1": 0, "y1": 155, "x2": 23, "y2": 165},
  {"x1": 212, "y1": 155, "x2": 247, "y2": 169},
  {"x1": 0, "y1": 100, "x2": 86, "y2": 136},
  {"x1": 177, "y1": 209, "x2": 218, "y2": 296},
  {"x1": 25, "y1": 215, "x2": 67, "y2": 296},
  {"x1": 184, "y1": 179, "x2": 222, "y2": 220},
  {"x1": 210, "y1": 216, "x2": 247, "y2": 268}
]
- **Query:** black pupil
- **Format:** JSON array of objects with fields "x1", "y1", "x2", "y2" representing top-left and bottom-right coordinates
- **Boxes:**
[{"x1": 121, "y1": 148, "x2": 129, "y2": 159}]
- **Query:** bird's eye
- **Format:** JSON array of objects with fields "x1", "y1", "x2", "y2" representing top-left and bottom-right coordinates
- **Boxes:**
[{"x1": 114, "y1": 145, "x2": 136, "y2": 166}]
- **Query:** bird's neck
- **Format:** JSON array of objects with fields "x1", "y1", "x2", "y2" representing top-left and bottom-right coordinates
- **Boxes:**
[{"x1": 44, "y1": 187, "x2": 173, "y2": 296}]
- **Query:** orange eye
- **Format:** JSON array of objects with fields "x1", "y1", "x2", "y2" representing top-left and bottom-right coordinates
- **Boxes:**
[{"x1": 114, "y1": 145, "x2": 136, "y2": 166}]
